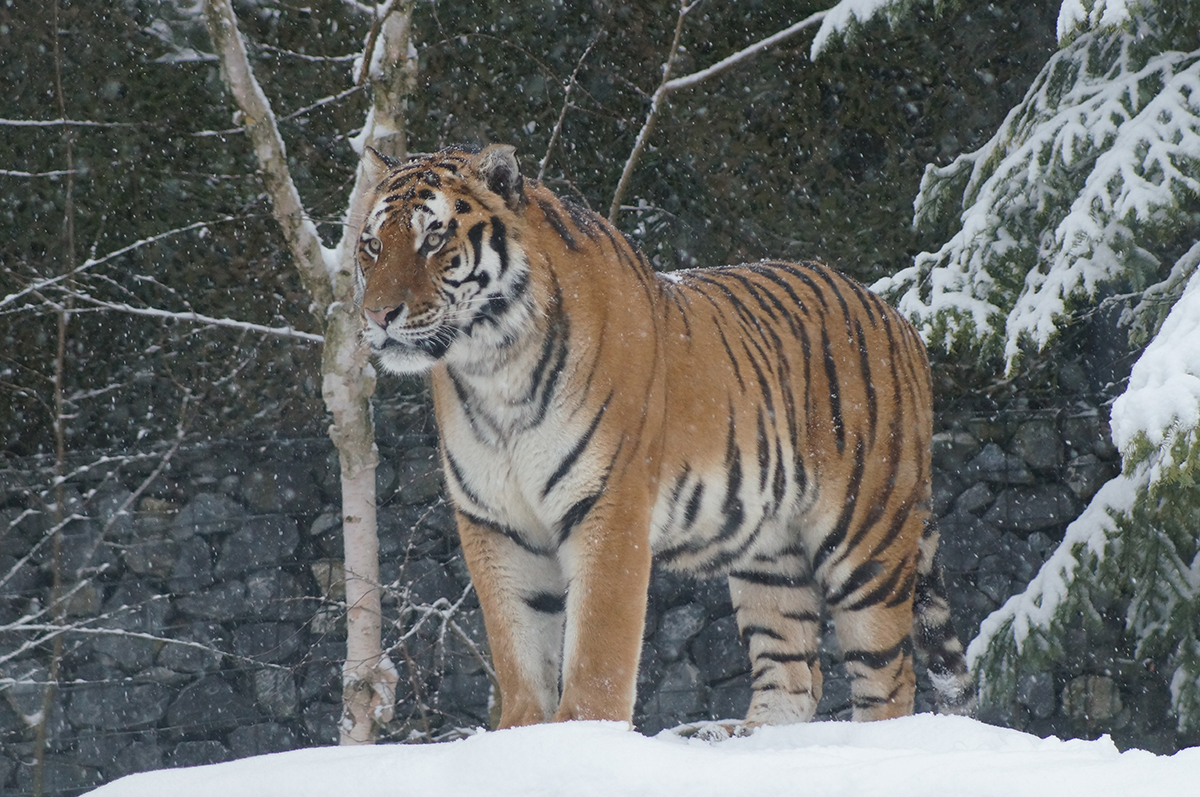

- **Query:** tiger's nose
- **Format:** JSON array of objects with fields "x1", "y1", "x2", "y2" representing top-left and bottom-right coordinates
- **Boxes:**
[{"x1": 364, "y1": 305, "x2": 398, "y2": 327}]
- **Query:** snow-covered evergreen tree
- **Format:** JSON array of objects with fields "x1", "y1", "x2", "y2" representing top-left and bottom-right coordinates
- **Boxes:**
[{"x1": 832, "y1": 0, "x2": 1200, "y2": 729}]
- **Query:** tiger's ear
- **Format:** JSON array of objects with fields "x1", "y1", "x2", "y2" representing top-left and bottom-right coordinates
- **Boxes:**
[
  {"x1": 475, "y1": 144, "x2": 526, "y2": 212},
  {"x1": 363, "y1": 146, "x2": 399, "y2": 185}
]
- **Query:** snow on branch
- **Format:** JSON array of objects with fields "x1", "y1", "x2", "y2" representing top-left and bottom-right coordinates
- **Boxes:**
[
  {"x1": 0, "y1": 118, "x2": 138, "y2": 128},
  {"x1": 663, "y1": 10, "x2": 829, "y2": 92},
  {"x1": 967, "y1": 468, "x2": 1140, "y2": 672},
  {"x1": 876, "y1": 21, "x2": 1200, "y2": 368},
  {"x1": 1057, "y1": 0, "x2": 1136, "y2": 43},
  {"x1": 0, "y1": 169, "x2": 78, "y2": 178},
  {"x1": 69, "y1": 293, "x2": 324, "y2": 343},
  {"x1": 1110, "y1": 243, "x2": 1200, "y2": 486},
  {"x1": 809, "y1": 0, "x2": 929, "y2": 59}
]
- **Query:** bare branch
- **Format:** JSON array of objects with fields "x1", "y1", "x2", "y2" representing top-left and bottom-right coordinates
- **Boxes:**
[
  {"x1": 256, "y1": 42, "x2": 361, "y2": 63},
  {"x1": 608, "y1": 7, "x2": 829, "y2": 223},
  {"x1": 663, "y1": 10, "x2": 827, "y2": 91},
  {"x1": 190, "y1": 84, "x2": 365, "y2": 138},
  {"x1": 0, "y1": 169, "x2": 78, "y2": 178},
  {"x1": 538, "y1": 35, "x2": 602, "y2": 184},
  {"x1": 202, "y1": 0, "x2": 335, "y2": 314},
  {"x1": 68, "y1": 292, "x2": 324, "y2": 343},
  {"x1": 0, "y1": 118, "x2": 137, "y2": 128},
  {"x1": 608, "y1": 1, "x2": 694, "y2": 223},
  {"x1": 0, "y1": 216, "x2": 241, "y2": 311}
]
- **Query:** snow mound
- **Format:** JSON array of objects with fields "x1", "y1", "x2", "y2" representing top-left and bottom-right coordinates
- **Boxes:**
[{"x1": 88, "y1": 716, "x2": 1198, "y2": 797}]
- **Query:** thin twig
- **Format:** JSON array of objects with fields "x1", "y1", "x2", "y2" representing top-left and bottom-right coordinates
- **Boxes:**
[
  {"x1": 538, "y1": 34, "x2": 602, "y2": 183},
  {"x1": 608, "y1": 6, "x2": 828, "y2": 223},
  {"x1": 0, "y1": 118, "x2": 137, "y2": 128},
  {"x1": 66, "y1": 292, "x2": 324, "y2": 343},
  {"x1": 0, "y1": 169, "x2": 78, "y2": 178},
  {"x1": 0, "y1": 216, "x2": 243, "y2": 311},
  {"x1": 608, "y1": 1, "x2": 698, "y2": 223}
]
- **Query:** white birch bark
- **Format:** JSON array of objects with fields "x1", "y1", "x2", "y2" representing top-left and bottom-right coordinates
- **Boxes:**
[{"x1": 202, "y1": 0, "x2": 416, "y2": 745}]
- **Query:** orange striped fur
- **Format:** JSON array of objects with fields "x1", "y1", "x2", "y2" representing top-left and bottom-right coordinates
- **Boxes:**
[{"x1": 354, "y1": 144, "x2": 974, "y2": 729}]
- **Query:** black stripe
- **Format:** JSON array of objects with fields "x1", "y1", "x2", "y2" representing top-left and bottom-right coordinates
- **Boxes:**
[
  {"x1": 742, "y1": 338, "x2": 777, "y2": 420},
  {"x1": 812, "y1": 437, "x2": 866, "y2": 573},
  {"x1": 781, "y1": 610, "x2": 821, "y2": 623},
  {"x1": 560, "y1": 196, "x2": 599, "y2": 240},
  {"x1": 447, "y1": 367, "x2": 493, "y2": 441},
  {"x1": 559, "y1": 490, "x2": 601, "y2": 544},
  {"x1": 489, "y1": 217, "x2": 510, "y2": 276},
  {"x1": 851, "y1": 563, "x2": 911, "y2": 612},
  {"x1": 832, "y1": 412, "x2": 903, "y2": 571},
  {"x1": 542, "y1": 391, "x2": 613, "y2": 498},
  {"x1": 855, "y1": 319, "x2": 878, "y2": 447},
  {"x1": 771, "y1": 437, "x2": 787, "y2": 509},
  {"x1": 455, "y1": 198, "x2": 471, "y2": 214},
  {"x1": 716, "y1": 415, "x2": 745, "y2": 543},
  {"x1": 458, "y1": 510, "x2": 551, "y2": 557},
  {"x1": 729, "y1": 570, "x2": 802, "y2": 588},
  {"x1": 820, "y1": 328, "x2": 845, "y2": 454},
  {"x1": 740, "y1": 624, "x2": 786, "y2": 642},
  {"x1": 535, "y1": 321, "x2": 571, "y2": 427},
  {"x1": 444, "y1": 448, "x2": 486, "y2": 510},
  {"x1": 756, "y1": 651, "x2": 818, "y2": 664},
  {"x1": 536, "y1": 198, "x2": 579, "y2": 251},
  {"x1": 842, "y1": 636, "x2": 913, "y2": 670},
  {"x1": 716, "y1": 326, "x2": 745, "y2": 390},
  {"x1": 683, "y1": 481, "x2": 705, "y2": 529},
  {"x1": 771, "y1": 261, "x2": 830, "y2": 313},
  {"x1": 466, "y1": 221, "x2": 486, "y2": 267},
  {"x1": 884, "y1": 566, "x2": 919, "y2": 609},
  {"x1": 756, "y1": 407, "x2": 771, "y2": 493},
  {"x1": 824, "y1": 560, "x2": 883, "y2": 606},
  {"x1": 525, "y1": 592, "x2": 566, "y2": 614},
  {"x1": 557, "y1": 441, "x2": 623, "y2": 544}
]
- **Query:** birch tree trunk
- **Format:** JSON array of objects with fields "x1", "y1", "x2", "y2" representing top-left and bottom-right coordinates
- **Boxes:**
[{"x1": 202, "y1": 0, "x2": 416, "y2": 745}]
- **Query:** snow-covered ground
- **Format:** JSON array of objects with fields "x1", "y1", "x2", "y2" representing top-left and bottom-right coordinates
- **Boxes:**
[{"x1": 88, "y1": 715, "x2": 1198, "y2": 797}]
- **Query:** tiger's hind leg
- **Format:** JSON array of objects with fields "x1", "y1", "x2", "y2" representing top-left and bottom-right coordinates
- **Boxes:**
[
  {"x1": 822, "y1": 550, "x2": 919, "y2": 721},
  {"x1": 913, "y1": 520, "x2": 975, "y2": 714},
  {"x1": 729, "y1": 553, "x2": 824, "y2": 726}
]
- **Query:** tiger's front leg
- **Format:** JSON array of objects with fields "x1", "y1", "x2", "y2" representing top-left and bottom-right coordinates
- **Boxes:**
[
  {"x1": 552, "y1": 492, "x2": 654, "y2": 724},
  {"x1": 455, "y1": 512, "x2": 567, "y2": 728}
]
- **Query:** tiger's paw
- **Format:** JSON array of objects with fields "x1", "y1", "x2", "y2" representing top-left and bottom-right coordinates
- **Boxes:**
[{"x1": 667, "y1": 719, "x2": 756, "y2": 742}]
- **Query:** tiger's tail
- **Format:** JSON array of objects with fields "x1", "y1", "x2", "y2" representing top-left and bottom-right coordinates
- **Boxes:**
[{"x1": 913, "y1": 519, "x2": 977, "y2": 715}]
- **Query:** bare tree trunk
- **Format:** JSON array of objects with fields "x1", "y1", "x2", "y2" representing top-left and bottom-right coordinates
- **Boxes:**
[
  {"x1": 203, "y1": 0, "x2": 416, "y2": 745},
  {"x1": 32, "y1": 6, "x2": 75, "y2": 792}
]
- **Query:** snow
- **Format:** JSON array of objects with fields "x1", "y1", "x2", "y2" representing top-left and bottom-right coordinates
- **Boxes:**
[
  {"x1": 86, "y1": 716, "x2": 1198, "y2": 797},
  {"x1": 1110, "y1": 243, "x2": 1200, "y2": 482},
  {"x1": 810, "y1": 0, "x2": 902, "y2": 58},
  {"x1": 968, "y1": 468, "x2": 1139, "y2": 663},
  {"x1": 1057, "y1": 0, "x2": 1137, "y2": 43},
  {"x1": 878, "y1": 19, "x2": 1200, "y2": 370}
]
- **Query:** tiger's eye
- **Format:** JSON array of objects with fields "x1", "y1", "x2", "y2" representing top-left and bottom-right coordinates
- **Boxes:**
[
  {"x1": 365, "y1": 238, "x2": 382, "y2": 256},
  {"x1": 425, "y1": 231, "x2": 443, "y2": 250}
]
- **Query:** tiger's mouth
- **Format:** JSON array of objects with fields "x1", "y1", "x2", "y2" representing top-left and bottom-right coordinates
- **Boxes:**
[{"x1": 373, "y1": 324, "x2": 460, "y2": 361}]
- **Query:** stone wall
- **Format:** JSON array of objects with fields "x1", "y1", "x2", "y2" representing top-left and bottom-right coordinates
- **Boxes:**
[{"x1": 0, "y1": 396, "x2": 1178, "y2": 795}]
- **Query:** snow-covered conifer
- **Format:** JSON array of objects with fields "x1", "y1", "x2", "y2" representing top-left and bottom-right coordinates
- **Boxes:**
[{"x1": 866, "y1": 0, "x2": 1200, "y2": 730}]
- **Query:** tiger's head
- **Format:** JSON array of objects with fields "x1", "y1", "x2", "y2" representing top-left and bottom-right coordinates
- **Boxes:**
[{"x1": 354, "y1": 144, "x2": 532, "y2": 374}]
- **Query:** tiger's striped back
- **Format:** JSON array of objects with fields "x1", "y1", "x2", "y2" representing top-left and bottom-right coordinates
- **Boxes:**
[{"x1": 354, "y1": 144, "x2": 973, "y2": 728}]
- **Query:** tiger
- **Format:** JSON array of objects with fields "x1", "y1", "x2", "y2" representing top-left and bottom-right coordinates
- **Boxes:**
[{"x1": 353, "y1": 143, "x2": 975, "y2": 730}]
